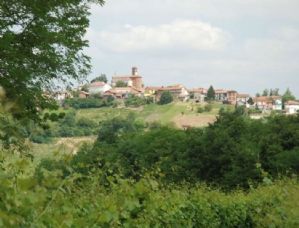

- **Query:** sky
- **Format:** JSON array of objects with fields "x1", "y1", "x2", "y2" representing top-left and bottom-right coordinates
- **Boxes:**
[{"x1": 85, "y1": 0, "x2": 299, "y2": 97}]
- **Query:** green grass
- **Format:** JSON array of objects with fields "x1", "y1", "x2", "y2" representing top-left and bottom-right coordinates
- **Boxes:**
[
  {"x1": 76, "y1": 107, "x2": 133, "y2": 123},
  {"x1": 73, "y1": 102, "x2": 233, "y2": 126}
]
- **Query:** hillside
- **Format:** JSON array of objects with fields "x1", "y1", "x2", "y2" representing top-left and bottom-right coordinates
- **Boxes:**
[{"x1": 76, "y1": 102, "x2": 231, "y2": 128}]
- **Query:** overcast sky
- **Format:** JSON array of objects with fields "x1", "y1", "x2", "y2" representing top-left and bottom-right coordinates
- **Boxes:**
[{"x1": 85, "y1": 0, "x2": 299, "y2": 96}]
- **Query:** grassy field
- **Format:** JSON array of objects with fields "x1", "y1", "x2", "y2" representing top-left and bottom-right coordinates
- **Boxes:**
[
  {"x1": 33, "y1": 102, "x2": 232, "y2": 156},
  {"x1": 76, "y1": 102, "x2": 233, "y2": 128},
  {"x1": 30, "y1": 136, "x2": 96, "y2": 159}
]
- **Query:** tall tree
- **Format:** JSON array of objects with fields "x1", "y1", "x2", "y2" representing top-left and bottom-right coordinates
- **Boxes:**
[
  {"x1": 207, "y1": 86, "x2": 215, "y2": 101},
  {"x1": 282, "y1": 88, "x2": 296, "y2": 102},
  {"x1": 91, "y1": 74, "x2": 108, "y2": 83},
  {"x1": 262, "y1": 89, "x2": 269, "y2": 97},
  {"x1": 0, "y1": 0, "x2": 105, "y2": 121}
]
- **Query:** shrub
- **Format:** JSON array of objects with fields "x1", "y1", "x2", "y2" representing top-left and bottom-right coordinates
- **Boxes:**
[
  {"x1": 124, "y1": 95, "x2": 146, "y2": 107},
  {"x1": 204, "y1": 104, "x2": 213, "y2": 112},
  {"x1": 159, "y1": 91, "x2": 173, "y2": 105},
  {"x1": 197, "y1": 107, "x2": 204, "y2": 113}
]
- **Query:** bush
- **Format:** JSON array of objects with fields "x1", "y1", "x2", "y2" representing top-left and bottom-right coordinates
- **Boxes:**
[
  {"x1": 197, "y1": 107, "x2": 204, "y2": 113},
  {"x1": 124, "y1": 95, "x2": 147, "y2": 107},
  {"x1": 64, "y1": 97, "x2": 113, "y2": 109},
  {"x1": 204, "y1": 104, "x2": 213, "y2": 112},
  {"x1": 159, "y1": 91, "x2": 173, "y2": 105}
]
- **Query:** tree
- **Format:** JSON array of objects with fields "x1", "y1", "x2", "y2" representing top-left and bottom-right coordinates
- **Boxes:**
[
  {"x1": 159, "y1": 91, "x2": 173, "y2": 105},
  {"x1": 81, "y1": 84, "x2": 89, "y2": 92},
  {"x1": 0, "y1": 0, "x2": 105, "y2": 121},
  {"x1": 91, "y1": 74, "x2": 108, "y2": 83},
  {"x1": 262, "y1": 89, "x2": 269, "y2": 97},
  {"x1": 282, "y1": 88, "x2": 296, "y2": 103},
  {"x1": 247, "y1": 97, "x2": 254, "y2": 105},
  {"x1": 115, "y1": 81, "x2": 128, "y2": 87},
  {"x1": 207, "y1": 86, "x2": 215, "y2": 101}
]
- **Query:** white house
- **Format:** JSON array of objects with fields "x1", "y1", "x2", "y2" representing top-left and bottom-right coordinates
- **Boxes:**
[
  {"x1": 88, "y1": 81, "x2": 112, "y2": 95},
  {"x1": 254, "y1": 96, "x2": 282, "y2": 111},
  {"x1": 236, "y1": 94, "x2": 250, "y2": 107},
  {"x1": 285, "y1": 100, "x2": 299, "y2": 114},
  {"x1": 54, "y1": 91, "x2": 72, "y2": 101}
]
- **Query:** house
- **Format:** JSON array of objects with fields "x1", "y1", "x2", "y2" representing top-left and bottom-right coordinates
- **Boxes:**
[
  {"x1": 112, "y1": 67, "x2": 144, "y2": 90},
  {"x1": 79, "y1": 91, "x2": 89, "y2": 99},
  {"x1": 254, "y1": 96, "x2": 282, "y2": 111},
  {"x1": 285, "y1": 100, "x2": 299, "y2": 114},
  {"x1": 189, "y1": 88, "x2": 207, "y2": 103},
  {"x1": 215, "y1": 89, "x2": 228, "y2": 102},
  {"x1": 236, "y1": 94, "x2": 250, "y2": 107},
  {"x1": 227, "y1": 90, "x2": 238, "y2": 105},
  {"x1": 54, "y1": 91, "x2": 72, "y2": 101},
  {"x1": 144, "y1": 87, "x2": 161, "y2": 102},
  {"x1": 215, "y1": 89, "x2": 238, "y2": 104},
  {"x1": 88, "y1": 81, "x2": 111, "y2": 95},
  {"x1": 103, "y1": 87, "x2": 143, "y2": 99},
  {"x1": 156, "y1": 84, "x2": 189, "y2": 102}
]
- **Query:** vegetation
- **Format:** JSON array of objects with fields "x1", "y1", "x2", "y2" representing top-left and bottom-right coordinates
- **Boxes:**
[
  {"x1": 124, "y1": 95, "x2": 153, "y2": 107},
  {"x1": 1, "y1": 1, "x2": 298, "y2": 224},
  {"x1": 63, "y1": 97, "x2": 115, "y2": 109},
  {"x1": 115, "y1": 81, "x2": 128, "y2": 87},
  {"x1": 79, "y1": 108, "x2": 299, "y2": 190},
  {"x1": 207, "y1": 86, "x2": 215, "y2": 101},
  {"x1": 0, "y1": 0, "x2": 105, "y2": 121},
  {"x1": 282, "y1": 88, "x2": 296, "y2": 102},
  {"x1": 1, "y1": 150, "x2": 299, "y2": 227},
  {"x1": 159, "y1": 91, "x2": 173, "y2": 105},
  {"x1": 91, "y1": 74, "x2": 108, "y2": 83}
]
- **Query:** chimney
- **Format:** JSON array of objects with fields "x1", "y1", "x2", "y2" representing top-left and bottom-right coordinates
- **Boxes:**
[{"x1": 132, "y1": 67, "x2": 138, "y2": 76}]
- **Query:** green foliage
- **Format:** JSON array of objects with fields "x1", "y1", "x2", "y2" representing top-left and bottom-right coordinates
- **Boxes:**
[
  {"x1": 247, "y1": 97, "x2": 254, "y2": 105},
  {"x1": 115, "y1": 81, "x2": 128, "y2": 87},
  {"x1": 0, "y1": 0, "x2": 105, "y2": 121},
  {"x1": 125, "y1": 95, "x2": 152, "y2": 107},
  {"x1": 159, "y1": 91, "x2": 173, "y2": 105},
  {"x1": 262, "y1": 89, "x2": 269, "y2": 96},
  {"x1": 64, "y1": 97, "x2": 114, "y2": 109},
  {"x1": 204, "y1": 103, "x2": 213, "y2": 112},
  {"x1": 91, "y1": 74, "x2": 108, "y2": 83},
  {"x1": 0, "y1": 150, "x2": 299, "y2": 227},
  {"x1": 197, "y1": 106, "x2": 204, "y2": 113},
  {"x1": 282, "y1": 88, "x2": 296, "y2": 102},
  {"x1": 97, "y1": 114, "x2": 144, "y2": 144},
  {"x1": 207, "y1": 85, "x2": 215, "y2": 101},
  {"x1": 88, "y1": 109, "x2": 299, "y2": 189}
]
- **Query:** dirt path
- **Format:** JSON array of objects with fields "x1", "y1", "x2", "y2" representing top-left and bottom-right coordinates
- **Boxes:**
[{"x1": 173, "y1": 114, "x2": 216, "y2": 128}]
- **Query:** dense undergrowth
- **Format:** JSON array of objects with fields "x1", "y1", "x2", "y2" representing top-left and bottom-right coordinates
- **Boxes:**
[{"x1": 1, "y1": 151, "x2": 299, "y2": 227}]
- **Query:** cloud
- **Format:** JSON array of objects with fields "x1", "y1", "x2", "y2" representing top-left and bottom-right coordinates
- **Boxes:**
[{"x1": 91, "y1": 20, "x2": 230, "y2": 53}]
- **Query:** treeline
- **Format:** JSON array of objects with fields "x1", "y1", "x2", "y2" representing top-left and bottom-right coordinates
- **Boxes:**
[
  {"x1": 73, "y1": 108, "x2": 299, "y2": 189},
  {"x1": 64, "y1": 96, "x2": 116, "y2": 109},
  {"x1": 27, "y1": 111, "x2": 99, "y2": 143}
]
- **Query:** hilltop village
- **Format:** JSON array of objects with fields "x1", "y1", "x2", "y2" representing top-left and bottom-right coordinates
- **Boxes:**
[{"x1": 54, "y1": 67, "x2": 299, "y2": 115}]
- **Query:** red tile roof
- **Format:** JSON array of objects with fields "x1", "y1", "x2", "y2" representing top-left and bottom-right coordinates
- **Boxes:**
[
  {"x1": 285, "y1": 100, "x2": 299, "y2": 105},
  {"x1": 89, "y1": 81, "x2": 106, "y2": 87},
  {"x1": 237, "y1": 94, "x2": 250, "y2": 98}
]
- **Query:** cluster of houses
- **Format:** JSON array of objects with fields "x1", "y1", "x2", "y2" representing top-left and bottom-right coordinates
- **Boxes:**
[{"x1": 54, "y1": 67, "x2": 299, "y2": 115}]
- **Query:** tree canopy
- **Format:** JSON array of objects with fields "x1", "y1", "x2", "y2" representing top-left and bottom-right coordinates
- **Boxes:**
[
  {"x1": 91, "y1": 74, "x2": 108, "y2": 83},
  {"x1": 282, "y1": 88, "x2": 296, "y2": 102},
  {"x1": 159, "y1": 91, "x2": 173, "y2": 105},
  {"x1": 207, "y1": 85, "x2": 215, "y2": 101},
  {"x1": 0, "y1": 0, "x2": 105, "y2": 121}
]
